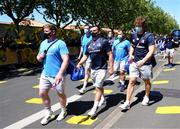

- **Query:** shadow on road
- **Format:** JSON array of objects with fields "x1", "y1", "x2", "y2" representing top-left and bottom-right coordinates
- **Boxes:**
[
  {"x1": 67, "y1": 100, "x2": 94, "y2": 116},
  {"x1": 0, "y1": 66, "x2": 41, "y2": 80},
  {"x1": 130, "y1": 90, "x2": 163, "y2": 108},
  {"x1": 94, "y1": 93, "x2": 126, "y2": 118},
  {"x1": 66, "y1": 93, "x2": 126, "y2": 119}
]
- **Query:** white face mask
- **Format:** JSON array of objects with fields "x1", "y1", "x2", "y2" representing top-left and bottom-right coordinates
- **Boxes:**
[
  {"x1": 135, "y1": 26, "x2": 143, "y2": 33},
  {"x1": 117, "y1": 34, "x2": 123, "y2": 39},
  {"x1": 108, "y1": 34, "x2": 113, "y2": 38},
  {"x1": 84, "y1": 29, "x2": 88, "y2": 33}
]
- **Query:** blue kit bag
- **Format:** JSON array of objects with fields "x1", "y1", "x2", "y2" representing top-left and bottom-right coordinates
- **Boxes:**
[
  {"x1": 70, "y1": 66, "x2": 85, "y2": 81},
  {"x1": 66, "y1": 60, "x2": 85, "y2": 81}
]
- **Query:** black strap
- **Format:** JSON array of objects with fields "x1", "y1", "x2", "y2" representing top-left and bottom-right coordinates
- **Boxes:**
[{"x1": 44, "y1": 39, "x2": 58, "y2": 54}]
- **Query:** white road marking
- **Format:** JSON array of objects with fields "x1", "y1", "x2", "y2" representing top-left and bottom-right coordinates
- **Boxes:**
[
  {"x1": 105, "y1": 76, "x2": 119, "y2": 81},
  {"x1": 4, "y1": 94, "x2": 82, "y2": 129}
]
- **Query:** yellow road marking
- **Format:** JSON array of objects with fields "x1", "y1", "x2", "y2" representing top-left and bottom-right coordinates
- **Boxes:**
[
  {"x1": 175, "y1": 61, "x2": 180, "y2": 64},
  {"x1": 152, "y1": 80, "x2": 169, "y2": 85},
  {"x1": 0, "y1": 81, "x2": 7, "y2": 84},
  {"x1": 163, "y1": 68, "x2": 176, "y2": 72},
  {"x1": 25, "y1": 98, "x2": 43, "y2": 104},
  {"x1": 66, "y1": 115, "x2": 97, "y2": 125},
  {"x1": 126, "y1": 75, "x2": 129, "y2": 79},
  {"x1": 93, "y1": 89, "x2": 113, "y2": 94},
  {"x1": 156, "y1": 106, "x2": 180, "y2": 114},
  {"x1": 80, "y1": 78, "x2": 92, "y2": 82},
  {"x1": 32, "y1": 85, "x2": 39, "y2": 88}
]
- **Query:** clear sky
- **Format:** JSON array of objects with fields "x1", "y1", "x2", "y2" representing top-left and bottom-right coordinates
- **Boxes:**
[
  {"x1": 154, "y1": 0, "x2": 180, "y2": 25},
  {"x1": 0, "y1": 0, "x2": 180, "y2": 25}
]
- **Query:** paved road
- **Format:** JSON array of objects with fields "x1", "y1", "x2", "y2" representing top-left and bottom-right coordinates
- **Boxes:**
[{"x1": 0, "y1": 50, "x2": 180, "y2": 129}]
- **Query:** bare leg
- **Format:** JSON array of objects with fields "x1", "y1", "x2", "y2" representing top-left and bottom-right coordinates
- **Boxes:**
[
  {"x1": 119, "y1": 70, "x2": 126, "y2": 84},
  {"x1": 95, "y1": 87, "x2": 104, "y2": 102},
  {"x1": 126, "y1": 77, "x2": 137, "y2": 102},
  {"x1": 57, "y1": 92, "x2": 67, "y2": 108},
  {"x1": 83, "y1": 67, "x2": 90, "y2": 88},
  {"x1": 39, "y1": 89, "x2": 51, "y2": 108},
  {"x1": 143, "y1": 78, "x2": 151, "y2": 97}
]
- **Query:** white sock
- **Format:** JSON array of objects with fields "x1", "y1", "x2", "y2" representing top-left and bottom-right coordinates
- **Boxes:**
[
  {"x1": 125, "y1": 100, "x2": 130, "y2": 105},
  {"x1": 92, "y1": 101, "x2": 99, "y2": 110},
  {"x1": 120, "y1": 80, "x2": 125, "y2": 85},
  {"x1": 144, "y1": 95, "x2": 149, "y2": 99},
  {"x1": 82, "y1": 82, "x2": 87, "y2": 89},
  {"x1": 61, "y1": 107, "x2": 66, "y2": 113},
  {"x1": 45, "y1": 107, "x2": 51, "y2": 111},
  {"x1": 98, "y1": 96, "x2": 105, "y2": 107},
  {"x1": 101, "y1": 95, "x2": 105, "y2": 100}
]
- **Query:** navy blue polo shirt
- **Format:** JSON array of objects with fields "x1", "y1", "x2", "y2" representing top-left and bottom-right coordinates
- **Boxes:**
[
  {"x1": 85, "y1": 36, "x2": 111, "y2": 70},
  {"x1": 131, "y1": 32, "x2": 155, "y2": 65},
  {"x1": 166, "y1": 38, "x2": 174, "y2": 49}
]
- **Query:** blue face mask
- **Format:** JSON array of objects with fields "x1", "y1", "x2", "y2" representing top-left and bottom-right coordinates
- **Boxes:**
[
  {"x1": 86, "y1": 31, "x2": 91, "y2": 38},
  {"x1": 135, "y1": 27, "x2": 143, "y2": 33}
]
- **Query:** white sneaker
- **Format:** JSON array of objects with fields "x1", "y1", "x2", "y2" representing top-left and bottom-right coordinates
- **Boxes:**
[
  {"x1": 56, "y1": 110, "x2": 67, "y2": 121},
  {"x1": 141, "y1": 96, "x2": 149, "y2": 106},
  {"x1": 40, "y1": 110, "x2": 54, "y2": 125},
  {"x1": 79, "y1": 88, "x2": 86, "y2": 94},
  {"x1": 88, "y1": 108, "x2": 97, "y2": 117},
  {"x1": 98, "y1": 97, "x2": 106, "y2": 107},
  {"x1": 119, "y1": 102, "x2": 130, "y2": 110}
]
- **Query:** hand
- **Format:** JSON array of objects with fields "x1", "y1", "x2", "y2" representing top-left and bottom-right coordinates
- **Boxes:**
[
  {"x1": 128, "y1": 56, "x2": 134, "y2": 64},
  {"x1": 37, "y1": 53, "x2": 45, "y2": 62},
  {"x1": 55, "y1": 74, "x2": 63, "y2": 85},
  {"x1": 39, "y1": 53, "x2": 46, "y2": 59},
  {"x1": 136, "y1": 60, "x2": 145, "y2": 67},
  {"x1": 76, "y1": 58, "x2": 80, "y2": 62},
  {"x1": 76, "y1": 63, "x2": 81, "y2": 69}
]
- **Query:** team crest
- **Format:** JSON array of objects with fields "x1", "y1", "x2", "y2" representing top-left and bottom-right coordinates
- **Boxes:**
[{"x1": 141, "y1": 39, "x2": 145, "y2": 43}]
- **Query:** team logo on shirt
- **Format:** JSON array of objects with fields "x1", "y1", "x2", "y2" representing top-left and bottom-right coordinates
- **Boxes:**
[{"x1": 141, "y1": 39, "x2": 145, "y2": 43}]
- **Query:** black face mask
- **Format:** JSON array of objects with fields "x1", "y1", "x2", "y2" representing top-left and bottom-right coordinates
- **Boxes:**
[
  {"x1": 91, "y1": 32, "x2": 98, "y2": 38},
  {"x1": 43, "y1": 33, "x2": 51, "y2": 39}
]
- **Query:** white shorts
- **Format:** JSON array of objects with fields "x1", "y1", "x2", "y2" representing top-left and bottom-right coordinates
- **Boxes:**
[
  {"x1": 165, "y1": 48, "x2": 174, "y2": 57},
  {"x1": 129, "y1": 62, "x2": 153, "y2": 79},
  {"x1": 113, "y1": 60, "x2": 125, "y2": 72},
  {"x1": 91, "y1": 69, "x2": 107, "y2": 88},
  {"x1": 39, "y1": 74, "x2": 66, "y2": 94}
]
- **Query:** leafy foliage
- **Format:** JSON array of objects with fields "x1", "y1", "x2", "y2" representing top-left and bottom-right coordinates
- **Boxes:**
[{"x1": 0, "y1": 0, "x2": 37, "y2": 33}]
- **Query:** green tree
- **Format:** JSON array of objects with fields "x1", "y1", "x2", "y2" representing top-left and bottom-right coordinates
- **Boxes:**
[
  {"x1": 0, "y1": 0, "x2": 37, "y2": 34},
  {"x1": 35, "y1": 0, "x2": 76, "y2": 28}
]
